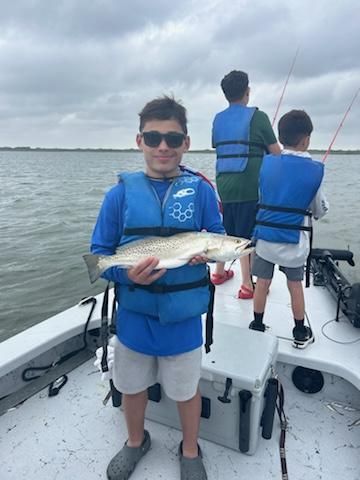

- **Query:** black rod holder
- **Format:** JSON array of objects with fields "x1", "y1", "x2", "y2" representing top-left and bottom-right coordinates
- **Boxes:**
[
  {"x1": 261, "y1": 378, "x2": 278, "y2": 439},
  {"x1": 239, "y1": 389, "x2": 252, "y2": 452}
]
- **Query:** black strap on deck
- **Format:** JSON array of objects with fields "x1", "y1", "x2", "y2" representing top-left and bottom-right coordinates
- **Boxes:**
[
  {"x1": 205, "y1": 273, "x2": 215, "y2": 353},
  {"x1": 101, "y1": 283, "x2": 122, "y2": 407},
  {"x1": 100, "y1": 283, "x2": 111, "y2": 374},
  {"x1": 20, "y1": 296, "x2": 97, "y2": 397},
  {"x1": 275, "y1": 379, "x2": 288, "y2": 480}
]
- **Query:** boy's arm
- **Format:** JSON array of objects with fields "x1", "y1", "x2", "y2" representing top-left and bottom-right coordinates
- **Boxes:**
[
  {"x1": 268, "y1": 143, "x2": 282, "y2": 155},
  {"x1": 197, "y1": 181, "x2": 225, "y2": 234},
  {"x1": 310, "y1": 186, "x2": 329, "y2": 220},
  {"x1": 255, "y1": 110, "x2": 281, "y2": 155},
  {"x1": 90, "y1": 185, "x2": 128, "y2": 284}
]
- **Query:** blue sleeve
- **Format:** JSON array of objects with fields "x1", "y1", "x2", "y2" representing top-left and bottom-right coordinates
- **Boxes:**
[
  {"x1": 90, "y1": 184, "x2": 129, "y2": 284},
  {"x1": 196, "y1": 181, "x2": 225, "y2": 234}
]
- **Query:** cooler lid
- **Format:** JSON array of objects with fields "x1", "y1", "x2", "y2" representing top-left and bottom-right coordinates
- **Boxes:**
[{"x1": 202, "y1": 325, "x2": 278, "y2": 391}]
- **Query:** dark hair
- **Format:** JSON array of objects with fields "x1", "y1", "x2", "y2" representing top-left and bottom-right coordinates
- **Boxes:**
[
  {"x1": 278, "y1": 110, "x2": 313, "y2": 147},
  {"x1": 138, "y1": 95, "x2": 188, "y2": 134},
  {"x1": 221, "y1": 70, "x2": 249, "y2": 102}
]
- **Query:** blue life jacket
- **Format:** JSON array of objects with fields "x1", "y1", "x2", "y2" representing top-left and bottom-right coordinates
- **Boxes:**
[
  {"x1": 253, "y1": 154, "x2": 324, "y2": 243},
  {"x1": 118, "y1": 171, "x2": 210, "y2": 325},
  {"x1": 213, "y1": 105, "x2": 258, "y2": 173}
]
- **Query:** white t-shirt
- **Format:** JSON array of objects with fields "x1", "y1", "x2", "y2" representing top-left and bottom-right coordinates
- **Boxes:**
[{"x1": 255, "y1": 150, "x2": 329, "y2": 268}]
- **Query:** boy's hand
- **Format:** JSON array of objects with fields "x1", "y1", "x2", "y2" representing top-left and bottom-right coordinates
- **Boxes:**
[
  {"x1": 188, "y1": 229, "x2": 209, "y2": 265},
  {"x1": 188, "y1": 255, "x2": 209, "y2": 265},
  {"x1": 127, "y1": 257, "x2": 166, "y2": 284}
]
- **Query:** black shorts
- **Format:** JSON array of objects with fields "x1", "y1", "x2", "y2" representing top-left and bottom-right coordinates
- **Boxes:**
[{"x1": 222, "y1": 201, "x2": 257, "y2": 239}]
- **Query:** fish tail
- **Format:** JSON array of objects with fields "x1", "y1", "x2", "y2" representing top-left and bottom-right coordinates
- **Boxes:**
[{"x1": 83, "y1": 254, "x2": 104, "y2": 283}]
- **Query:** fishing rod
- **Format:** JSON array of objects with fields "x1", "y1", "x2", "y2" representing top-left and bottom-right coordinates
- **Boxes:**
[
  {"x1": 272, "y1": 47, "x2": 300, "y2": 127},
  {"x1": 322, "y1": 87, "x2": 360, "y2": 162}
]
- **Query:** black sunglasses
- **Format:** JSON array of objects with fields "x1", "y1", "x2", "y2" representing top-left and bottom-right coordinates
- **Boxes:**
[{"x1": 141, "y1": 130, "x2": 186, "y2": 148}]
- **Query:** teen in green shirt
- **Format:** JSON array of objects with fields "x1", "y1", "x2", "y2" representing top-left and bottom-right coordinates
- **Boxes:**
[{"x1": 211, "y1": 71, "x2": 281, "y2": 299}]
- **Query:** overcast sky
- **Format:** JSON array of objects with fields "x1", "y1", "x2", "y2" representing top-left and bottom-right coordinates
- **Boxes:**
[{"x1": 1, "y1": 0, "x2": 359, "y2": 150}]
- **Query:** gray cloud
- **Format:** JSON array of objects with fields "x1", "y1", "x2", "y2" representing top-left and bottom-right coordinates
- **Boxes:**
[
  {"x1": 0, "y1": 0, "x2": 192, "y2": 40},
  {"x1": 0, "y1": 0, "x2": 359, "y2": 149}
]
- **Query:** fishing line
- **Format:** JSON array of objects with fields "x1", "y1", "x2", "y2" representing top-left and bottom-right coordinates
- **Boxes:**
[
  {"x1": 320, "y1": 315, "x2": 360, "y2": 344},
  {"x1": 272, "y1": 47, "x2": 300, "y2": 127},
  {"x1": 322, "y1": 87, "x2": 360, "y2": 162}
]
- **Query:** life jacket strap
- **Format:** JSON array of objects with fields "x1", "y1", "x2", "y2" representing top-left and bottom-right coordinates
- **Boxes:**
[
  {"x1": 128, "y1": 276, "x2": 209, "y2": 294},
  {"x1": 124, "y1": 226, "x2": 193, "y2": 236},
  {"x1": 255, "y1": 220, "x2": 312, "y2": 232},
  {"x1": 127, "y1": 271, "x2": 215, "y2": 353},
  {"x1": 215, "y1": 139, "x2": 266, "y2": 149},
  {"x1": 216, "y1": 153, "x2": 264, "y2": 159},
  {"x1": 258, "y1": 203, "x2": 312, "y2": 216},
  {"x1": 257, "y1": 201, "x2": 315, "y2": 286}
]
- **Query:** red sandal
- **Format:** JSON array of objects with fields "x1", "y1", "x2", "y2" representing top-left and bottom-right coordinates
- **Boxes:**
[
  {"x1": 237, "y1": 284, "x2": 254, "y2": 299},
  {"x1": 211, "y1": 269, "x2": 234, "y2": 285}
]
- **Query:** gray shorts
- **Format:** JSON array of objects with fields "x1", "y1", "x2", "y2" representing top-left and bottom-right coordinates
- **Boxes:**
[
  {"x1": 252, "y1": 252, "x2": 304, "y2": 281},
  {"x1": 112, "y1": 337, "x2": 202, "y2": 402}
]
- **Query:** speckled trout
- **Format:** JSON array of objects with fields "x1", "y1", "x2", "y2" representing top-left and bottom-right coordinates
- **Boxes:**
[{"x1": 83, "y1": 231, "x2": 253, "y2": 283}]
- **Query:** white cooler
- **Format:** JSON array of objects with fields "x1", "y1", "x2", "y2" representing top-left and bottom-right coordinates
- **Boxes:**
[{"x1": 144, "y1": 325, "x2": 279, "y2": 455}]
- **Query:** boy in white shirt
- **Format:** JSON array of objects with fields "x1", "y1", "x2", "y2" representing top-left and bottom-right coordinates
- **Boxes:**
[{"x1": 250, "y1": 110, "x2": 329, "y2": 348}]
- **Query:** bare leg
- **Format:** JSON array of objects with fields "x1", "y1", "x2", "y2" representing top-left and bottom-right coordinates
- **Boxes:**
[
  {"x1": 122, "y1": 390, "x2": 148, "y2": 447},
  {"x1": 177, "y1": 388, "x2": 201, "y2": 458},
  {"x1": 214, "y1": 261, "x2": 225, "y2": 276},
  {"x1": 240, "y1": 254, "x2": 253, "y2": 290},
  {"x1": 253, "y1": 278, "x2": 272, "y2": 313},
  {"x1": 287, "y1": 280, "x2": 305, "y2": 319}
]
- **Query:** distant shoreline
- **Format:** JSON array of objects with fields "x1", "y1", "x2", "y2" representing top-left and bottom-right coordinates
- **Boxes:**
[{"x1": 0, "y1": 146, "x2": 359, "y2": 155}]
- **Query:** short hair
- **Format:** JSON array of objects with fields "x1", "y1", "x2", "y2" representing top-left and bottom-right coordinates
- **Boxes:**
[
  {"x1": 221, "y1": 70, "x2": 249, "y2": 102},
  {"x1": 138, "y1": 95, "x2": 188, "y2": 134},
  {"x1": 278, "y1": 110, "x2": 313, "y2": 147}
]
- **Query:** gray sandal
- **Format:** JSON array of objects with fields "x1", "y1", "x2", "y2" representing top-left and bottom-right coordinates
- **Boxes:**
[
  {"x1": 107, "y1": 430, "x2": 151, "y2": 480},
  {"x1": 178, "y1": 442, "x2": 208, "y2": 480}
]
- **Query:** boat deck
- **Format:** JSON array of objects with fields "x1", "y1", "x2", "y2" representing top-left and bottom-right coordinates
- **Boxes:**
[
  {"x1": 213, "y1": 263, "x2": 360, "y2": 390},
  {"x1": 2, "y1": 358, "x2": 359, "y2": 479},
  {"x1": 1, "y1": 265, "x2": 360, "y2": 479}
]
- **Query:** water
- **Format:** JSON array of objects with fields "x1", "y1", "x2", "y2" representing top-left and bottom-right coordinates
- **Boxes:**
[{"x1": 0, "y1": 151, "x2": 359, "y2": 342}]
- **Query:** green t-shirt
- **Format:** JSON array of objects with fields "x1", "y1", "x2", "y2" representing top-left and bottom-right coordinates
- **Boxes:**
[{"x1": 215, "y1": 109, "x2": 277, "y2": 203}]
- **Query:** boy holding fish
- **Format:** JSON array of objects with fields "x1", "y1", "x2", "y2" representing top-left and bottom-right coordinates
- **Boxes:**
[{"x1": 90, "y1": 96, "x2": 226, "y2": 480}]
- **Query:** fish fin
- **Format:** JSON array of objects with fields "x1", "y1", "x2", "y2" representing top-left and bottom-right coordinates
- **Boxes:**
[
  {"x1": 157, "y1": 258, "x2": 188, "y2": 269},
  {"x1": 83, "y1": 254, "x2": 104, "y2": 283}
]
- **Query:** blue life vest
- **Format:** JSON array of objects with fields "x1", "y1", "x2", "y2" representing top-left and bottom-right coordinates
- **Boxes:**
[
  {"x1": 118, "y1": 171, "x2": 210, "y2": 325},
  {"x1": 213, "y1": 105, "x2": 257, "y2": 173},
  {"x1": 253, "y1": 154, "x2": 324, "y2": 243}
]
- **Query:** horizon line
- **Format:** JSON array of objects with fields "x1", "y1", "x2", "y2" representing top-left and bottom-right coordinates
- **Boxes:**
[{"x1": 1, "y1": 146, "x2": 360, "y2": 154}]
